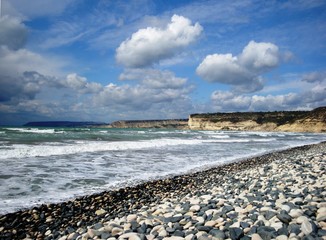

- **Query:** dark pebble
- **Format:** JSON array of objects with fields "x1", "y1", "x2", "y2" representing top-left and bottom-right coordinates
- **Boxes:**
[
  {"x1": 209, "y1": 229, "x2": 225, "y2": 239},
  {"x1": 240, "y1": 236, "x2": 251, "y2": 240},
  {"x1": 247, "y1": 226, "x2": 258, "y2": 235},
  {"x1": 101, "y1": 232, "x2": 111, "y2": 239},
  {"x1": 318, "y1": 229, "x2": 326, "y2": 236},
  {"x1": 173, "y1": 230, "x2": 185, "y2": 237},
  {"x1": 197, "y1": 226, "x2": 213, "y2": 232},
  {"x1": 229, "y1": 227, "x2": 244, "y2": 240},
  {"x1": 137, "y1": 223, "x2": 147, "y2": 234},
  {"x1": 277, "y1": 212, "x2": 292, "y2": 224},
  {"x1": 264, "y1": 211, "x2": 277, "y2": 220},
  {"x1": 222, "y1": 205, "x2": 234, "y2": 214},
  {"x1": 302, "y1": 235, "x2": 318, "y2": 240},
  {"x1": 277, "y1": 226, "x2": 288, "y2": 236},
  {"x1": 240, "y1": 222, "x2": 250, "y2": 229},
  {"x1": 288, "y1": 223, "x2": 301, "y2": 235}
]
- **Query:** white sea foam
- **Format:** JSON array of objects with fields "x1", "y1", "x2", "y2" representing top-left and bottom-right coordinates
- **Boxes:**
[
  {"x1": 0, "y1": 138, "x2": 207, "y2": 160},
  {"x1": 5, "y1": 128, "x2": 58, "y2": 134}
]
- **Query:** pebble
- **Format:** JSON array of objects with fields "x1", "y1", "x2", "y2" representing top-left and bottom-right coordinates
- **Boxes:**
[
  {"x1": 316, "y1": 212, "x2": 326, "y2": 222},
  {"x1": 251, "y1": 233, "x2": 263, "y2": 240},
  {"x1": 95, "y1": 208, "x2": 107, "y2": 216}
]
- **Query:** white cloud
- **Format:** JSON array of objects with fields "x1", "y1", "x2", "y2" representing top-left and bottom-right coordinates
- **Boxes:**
[
  {"x1": 239, "y1": 41, "x2": 279, "y2": 72},
  {"x1": 210, "y1": 82, "x2": 326, "y2": 112},
  {"x1": 116, "y1": 14, "x2": 202, "y2": 68},
  {"x1": 196, "y1": 41, "x2": 280, "y2": 93},
  {"x1": 0, "y1": 16, "x2": 27, "y2": 50},
  {"x1": 64, "y1": 73, "x2": 103, "y2": 94},
  {"x1": 119, "y1": 69, "x2": 187, "y2": 89},
  {"x1": 211, "y1": 91, "x2": 251, "y2": 111}
]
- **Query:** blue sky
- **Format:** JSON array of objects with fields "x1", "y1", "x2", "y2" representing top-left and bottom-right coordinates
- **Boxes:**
[{"x1": 0, "y1": 0, "x2": 325, "y2": 125}]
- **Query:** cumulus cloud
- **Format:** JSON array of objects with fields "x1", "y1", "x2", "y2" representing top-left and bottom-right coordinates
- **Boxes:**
[
  {"x1": 0, "y1": 16, "x2": 27, "y2": 50},
  {"x1": 64, "y1": 73, "x2": 103, "y2": 94},
  {"x1": 239, "y1": 41, "x2": 279, "y2": 72},
  {"x1": 94, "y1": 83, "x2": 190, "y2": 110},
  {"x1": 211, "y1": 82, "x2": 326, "y2": 112},
  {"x1": 119, "y1": 68, "x2": 187, "y2": 89},
  {"x1": 196, "y1": 41, "x2": 280, "y2": 93},
  {"x1": 116, "y1": 14, "x2": 202, "y2": 68}
]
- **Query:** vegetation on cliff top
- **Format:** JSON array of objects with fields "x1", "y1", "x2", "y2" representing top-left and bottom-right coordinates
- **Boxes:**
[{"x1": 190, "y1": 107, "x2": 326, "y2": 126}]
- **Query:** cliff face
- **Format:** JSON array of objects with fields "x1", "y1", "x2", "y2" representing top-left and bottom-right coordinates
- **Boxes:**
[
  {"x1": 188, "y1": 107, "x2": 326, "y2": 133},
  {"x1": 105, "y1": 107, "x2": 325, "y2": 132},
  {"x1": 108, "y1": 119, "x2": 189, "y2": 129}
]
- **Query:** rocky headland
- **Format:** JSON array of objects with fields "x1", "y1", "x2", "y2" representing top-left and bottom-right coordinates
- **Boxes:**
[
  {"x1": 188, "y1": 107, "x2": 326, "y2": 132},
  {"x1": 0, "y1": 142, "x2": 325, "y2": 239},
  {"x1": 105, "y1": 107, "x2": 326, "y2": 133}
]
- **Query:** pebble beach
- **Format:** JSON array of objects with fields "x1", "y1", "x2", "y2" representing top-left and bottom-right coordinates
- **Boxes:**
[{"x1": 1, "y1": 142, "x2": 326, "y2": 240}]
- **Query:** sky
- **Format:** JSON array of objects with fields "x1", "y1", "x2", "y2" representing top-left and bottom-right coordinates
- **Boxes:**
[{"x1": 0, "y1": 0, "x2": 325, "y2": 125}]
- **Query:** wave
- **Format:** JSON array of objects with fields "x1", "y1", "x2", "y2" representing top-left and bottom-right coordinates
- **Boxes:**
[
  {"x1": 4, "y1": 128, "x2": 60, "y2": 134},
  {"x1": 0, "y1": 138, "x2": 207, "y2": 159}
]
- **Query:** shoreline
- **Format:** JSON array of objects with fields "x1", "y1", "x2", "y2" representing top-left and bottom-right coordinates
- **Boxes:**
[{"x1": 1, "y1": 142, "x2": 326, "y2": 239}]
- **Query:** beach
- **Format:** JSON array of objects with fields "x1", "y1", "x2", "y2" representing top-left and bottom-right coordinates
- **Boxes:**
[{"x1": 1, "y1": 141, "x2": 325, "y2": 240}]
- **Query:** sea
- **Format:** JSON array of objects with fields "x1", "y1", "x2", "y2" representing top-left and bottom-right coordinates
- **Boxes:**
[{"x1": 0, "y1": 127, "x2": 325, "y2": 214}]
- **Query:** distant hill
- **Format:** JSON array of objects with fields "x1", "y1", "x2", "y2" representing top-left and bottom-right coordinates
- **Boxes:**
[{"x1": 23, "y1": 121, "x2": 106, "y2": 128}]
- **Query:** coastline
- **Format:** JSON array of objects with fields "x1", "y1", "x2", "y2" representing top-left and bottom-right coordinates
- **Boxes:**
[{"x1": 1, "y1": 142, "x2": 326, "y2": 239}]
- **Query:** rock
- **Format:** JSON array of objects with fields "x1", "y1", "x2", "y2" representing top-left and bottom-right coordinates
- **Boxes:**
[
  {"x1": 209, "y1": 229, "x2": 225, "y2": 239},
  {"x1": 301, "y1": 220, "x2": 314, "y2": 235},
  {"x1": 280, "y1": 205, "x2": 291, "y2": 212},
  {"x1": 67, "y1": 232, "x2": 79, "y2": 240},
  {"x1": 87, "y1": 229, "x2": 102, "y2": 238},
  {"x1": 318, "y1": 229, "x2": 326, "y2": 237},
  {"x1": 101, "y1": 232, "x2": 111, "y2": 239},
  {"x1": 185, "y1": 234, "x2": 194, "y2": 240},
  {"x1": 288, "y1": 224, "x2": 301, "y2": 235},
  {"x1": 111, "y1": 227, "x2": 124, "y2": 236},
  {"x1": 127, "y1": 214, "x2": 138, "y2": 222},
  {"x1": 289, "y1": 209, "x2": 303, "y2": 218},
  {"x1": 93, "y1": 222, "x2": 103, "y2": 230},
  {"x1": 275, "y1": 235, "x2": 288, "y2": 240},
  {"x1": 95, "y1": 208, "x2": 107, "y2": 216},
  {"x1": 251, "y1": 234, "x2": 263, "y2": 240},
  {"x1": 159, "y1": 229, "x2": 168, "y2": 237},
  {"x1": 316, "y1": 212, "x2": 326, "y2": 222},
  {"x1": 120, "y1": 232, "x2": 142, "y2": 240},
  {"x1": 163, "y1": 237, "x2": 185, "y2": 240},
  {"x1": 277, "y1": 212, "x2": 292, "y2": 224},
  {"x1": 173, "y1": 230, "x2": 185, "y2": 237},
  {"x1": 229, "y1": 227, "x2": 243, "y2": 240},
  {"x1": 197, "y1": 226, "x2": 213, "y2": 232},
  {"x1": 264, "y1": 211, "x2": 277, "y2": 220},
  {"x1": 190, "y1": 205, "x2": 201, "y2": 212},
  {"x1": 296, "y1": 215, "x2": 308, "y2": 223},
  {"x1": 222, "y1": 205, "x2": 234, "y2": 214},
  {"x1": 204, "y1": 220, "x2": 216, "y2": 227},
  {"x1": 240, "y1": 222, "x2": 250, "y2": 229}
]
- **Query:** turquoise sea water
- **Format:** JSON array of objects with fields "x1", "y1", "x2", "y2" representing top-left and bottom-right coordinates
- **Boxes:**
[{"x1": 0, "y1": 127, "x2": 325, "y2": 214}]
